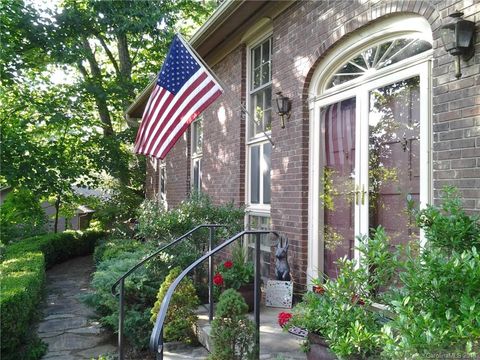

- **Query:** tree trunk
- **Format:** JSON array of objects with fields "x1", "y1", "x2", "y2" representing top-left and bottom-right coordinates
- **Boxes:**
[
  {"x1": 117, "y1": 31, "x2": 135, "y2": 108},
  {"x1": 54, "y1": 194, "x2": 61, "y2": 233},
  {"x1": 80, "y1": 38, "x2": 115, "y2": 136}
]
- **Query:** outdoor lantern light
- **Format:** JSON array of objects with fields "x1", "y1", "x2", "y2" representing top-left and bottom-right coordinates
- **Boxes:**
[
  {"x1": 275, "y1": 92, "x2": 291, "y2": 129},
  {"x1": 440, "y1": 11, "x2": 475, "y2": 79}
]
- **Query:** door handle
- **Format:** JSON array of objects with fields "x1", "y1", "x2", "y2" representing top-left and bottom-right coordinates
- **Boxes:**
[{"x1": 361, "y1": 184, "x2": 366, "y2": 205}]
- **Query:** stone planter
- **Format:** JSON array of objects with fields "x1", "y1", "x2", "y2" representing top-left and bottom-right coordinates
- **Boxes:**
[
  {"x1": 237, "y1": 283, "x2": 254, "y2": 312},
  {"x1": 306, "y1": 333, "x2": 337, "y2": 360}
]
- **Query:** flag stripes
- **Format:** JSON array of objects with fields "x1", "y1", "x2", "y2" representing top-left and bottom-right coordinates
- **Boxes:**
[{"x1": 134, "y1": 34, "x2": 223, "y2": 160}]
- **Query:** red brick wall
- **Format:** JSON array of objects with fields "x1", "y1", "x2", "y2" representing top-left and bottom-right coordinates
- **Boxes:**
[
  {"x1": 201, "y1": 46, "x2": 246, "y2": 207},
  {"x1": 164, "y1": 134, "x2": 190, "y2": 209},
  {"x1": 431, "y1": 1, "x2": 480, "y2": 214}
]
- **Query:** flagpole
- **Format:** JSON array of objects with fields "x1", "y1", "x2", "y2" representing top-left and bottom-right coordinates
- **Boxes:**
[{"x1": 177, "y1": 33, "x2": 274, "y2": 147}]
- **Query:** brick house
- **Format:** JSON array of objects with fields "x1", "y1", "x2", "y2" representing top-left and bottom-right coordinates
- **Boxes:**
[{"x1": 126, "y1": 0, "x2": 480, "y2": 288}]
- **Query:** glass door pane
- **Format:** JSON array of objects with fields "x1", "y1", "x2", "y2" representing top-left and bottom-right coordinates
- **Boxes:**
[
  {"x1": 320, "y1": 97, "x2": 356, "y2": 278},
  {"x1": 368, "y1": 76, "x2": 420, "y2": 248}
]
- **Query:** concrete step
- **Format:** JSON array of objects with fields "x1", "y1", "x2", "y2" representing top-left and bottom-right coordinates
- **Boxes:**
[{"x1": 195, "y1": 304, "x2": 306, "y2": 360}]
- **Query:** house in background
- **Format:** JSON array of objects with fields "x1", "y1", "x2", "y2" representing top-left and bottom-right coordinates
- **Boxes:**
[{"x1": 126, "y1": 0, "x2": 480, "y2": 288}]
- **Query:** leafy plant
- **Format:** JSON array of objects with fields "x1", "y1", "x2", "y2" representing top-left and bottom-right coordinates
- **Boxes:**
[
  {"x1": 381, "y1": 188, "x2": 480, "y2": 358},
  {"x1": 289, "y1": 226, "x2": 394, "y2": 358},
  {"x1": 382, "y1": 247, "x2": 480, "y2": 358},
  {"x1": 150, "y1": 267, "x2": 199, "y2": 344},
  {"x1": 214, "y1": 244, "x2": 254, "y2": 292},
  {"x1": 137, "y1": 192, "x2": 244, "y2": 244},
  {"x1": 83, "y1": 243, "x2": 161, "y2": 349},
  {"x1": 209, "y1": 289, "x2": 255, "y2": 360},
  {"x1": 415, "y1": 186, "x2": 480, "y2": 253}
]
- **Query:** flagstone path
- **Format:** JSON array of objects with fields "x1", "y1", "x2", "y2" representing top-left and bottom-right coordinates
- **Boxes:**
[{"x1": 37, "y1": 256, "x2": 116, "y2": 359}]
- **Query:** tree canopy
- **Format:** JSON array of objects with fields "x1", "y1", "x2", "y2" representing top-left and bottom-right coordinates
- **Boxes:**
[{"x1": 1, "y1": 0, "x2": 215, "y2": 232}]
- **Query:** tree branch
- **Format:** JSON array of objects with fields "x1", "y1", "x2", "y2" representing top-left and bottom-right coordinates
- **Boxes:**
[{"x1": 95, "y1": 34, "x2": 120, "y2": 77}]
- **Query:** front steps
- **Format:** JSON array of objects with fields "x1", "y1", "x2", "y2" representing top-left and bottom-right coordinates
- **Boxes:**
[{"x1": 194, "y1": 304, "x2": 306, "y2": 359}]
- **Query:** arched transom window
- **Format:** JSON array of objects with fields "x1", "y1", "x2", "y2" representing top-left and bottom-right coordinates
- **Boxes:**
[{"x1": 327, "y1": 37, "x2": 432, "y2": 88}]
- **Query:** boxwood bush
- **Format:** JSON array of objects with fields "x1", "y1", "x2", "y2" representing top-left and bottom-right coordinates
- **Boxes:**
[{"x1": 0, "y1": 230, "x2": 106, "y2": 360}]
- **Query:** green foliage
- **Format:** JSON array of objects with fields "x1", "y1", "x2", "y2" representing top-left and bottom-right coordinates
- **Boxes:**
[
  {"x1": 150, "y1": 267, "x2": 199, "y2": 344},
  {"x1": 290, "y1": 226, "x2": 394, "y2": 358},
  {"x1": 382, "y1": 247, "x2": 480, "y2": 358},
  {"x1": 381, "y1": 189, "x2": 480, "y2": 358},
  {"x1": 215, "y1": 244, "x2": 254, "y2": 291},
  {"x1": 93, "y1": 236, "x2": 144, "y2": 264},
  {"x1": 137, "y1": 192, "x2": 245, "y2": 242},
  {"x1": 1, "y1": 0, "x2": 215, "y2": 198},
  {"x1": 209, "y1": 289, "x2": 255, "y2": 360},
  {"x1": 0, "y1": 188, "x2": 47, "y2": 243},
  {"x1": 0, "y1": 81, "x2": 102, "y2": 232},
  {"x1": 92, "y1": 183, "x2": 144, "y2": 233},
  {"x1": 0, "y1": 230, "x2": 105, "y2": 360},
  {"x1": 86, "y1": 195, "x2": 242, "y2": 350},
  {"x1": 415, "y1": 186, "x2": 480, "y2": 253},
  {"x1": 84, "y1": 244, "x2": 158, "y2": 349}
]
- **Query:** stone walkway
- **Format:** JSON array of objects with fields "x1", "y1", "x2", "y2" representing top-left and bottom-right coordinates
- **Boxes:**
[{"x1": 37, "y1": 256, "x2": 116, "y2": 359}]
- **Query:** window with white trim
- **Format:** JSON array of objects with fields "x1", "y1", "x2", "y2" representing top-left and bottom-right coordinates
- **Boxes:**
[
  {"x1": 246, "y1": 36, "x2": 272, "y2": 272},
  {"x1": 247, "y1": 37, "x2": 272, "y2": 209},
  {"x1": 191, "y1": 117, "x2": 203, "y2": 192}
]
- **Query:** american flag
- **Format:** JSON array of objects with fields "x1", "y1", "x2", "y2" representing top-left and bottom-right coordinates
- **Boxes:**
[{"x1": 134, "y1": 34, "x2": 223, "y2": 159}]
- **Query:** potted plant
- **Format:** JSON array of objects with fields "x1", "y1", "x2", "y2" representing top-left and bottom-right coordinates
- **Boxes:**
[{"x1": 213, "y1": 244, "x2": 255, "y2": 310}]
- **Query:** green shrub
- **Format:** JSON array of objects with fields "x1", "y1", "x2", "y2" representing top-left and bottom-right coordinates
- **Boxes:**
[
  {"x1": 415, "y1": 186, "x2": 480, "y2": 253},
  {"x1": 93, "y1": 236, "x2": 144, "y2": 264},
  {"x1": 85, "y1": 195, "x2": 244, "y2": 350},
  {"x1": 137, "y1": 192, "x2": 244, "y2": 243},
  {"x1": 0, "y1": 230, "x2": 106, "y2": 360},
  {"x1": 83, "y1": 245, "x2": 157, "y2": 349},
  {"x1": 150, "y1": 267, "x2": 200, "y2": 344},
  {"x1": 209, "y1": 289, "x2": 255, "y2": 360},
  {"x1": 381, "y1": 188, "x2": 480, "y2": 358},
  {"x1": 382, "y1": 247, "x2": 480, "y2": 358}
]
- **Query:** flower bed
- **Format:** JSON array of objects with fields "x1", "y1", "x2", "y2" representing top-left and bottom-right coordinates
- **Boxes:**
[{"x1": 0, "y1": 230, "x2": 106, "y2": 360}]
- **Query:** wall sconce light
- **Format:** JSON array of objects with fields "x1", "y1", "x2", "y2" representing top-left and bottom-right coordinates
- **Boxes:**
[
  {"x1": 440, "y1": 11, "x2": 475, "y2": 79},
  {"x1": 275, "y1": 92, "x2": 291, "y2": 129}
]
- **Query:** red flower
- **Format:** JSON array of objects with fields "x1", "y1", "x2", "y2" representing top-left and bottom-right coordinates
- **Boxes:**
[
  {"x1": 223, "y1": 260, "x2": 233, "y2": 269},
  {"x1": 278, "y1": 312, "x2": 293, "y2": 327},
  {"x1": 351, "y1": 294, "x2": 365, "y2": 306},
  {"x1": 213, "y1": 273, "x2": 224, "y2": 286},
  {"x1": 312, "y1": 285, "x2": 325, "y2": 295}
]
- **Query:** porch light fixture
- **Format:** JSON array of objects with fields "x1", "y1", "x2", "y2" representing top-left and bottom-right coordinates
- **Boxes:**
[
  {"x1": 275, "y1": 92, "x2": 291, "y2": 129},
  {"x1": 440, "y1": 11, "x2": 475, "y2": 79}
]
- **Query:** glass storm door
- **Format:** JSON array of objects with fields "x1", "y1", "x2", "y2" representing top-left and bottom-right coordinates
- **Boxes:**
[
  {"x1": 320, "y1": 97, "x2": 357, "y2": 278},
  {"x1": 368, "y1": 76, "x2": 421, "y2": 248}
]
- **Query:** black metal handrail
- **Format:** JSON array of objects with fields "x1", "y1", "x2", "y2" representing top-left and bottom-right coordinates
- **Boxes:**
[
  {"x1": 112, "y1": 224, "x2": 225, "y2": 360},
  {"x1": 149, "y1": 229, "x2": 279, "y2": 360}
]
